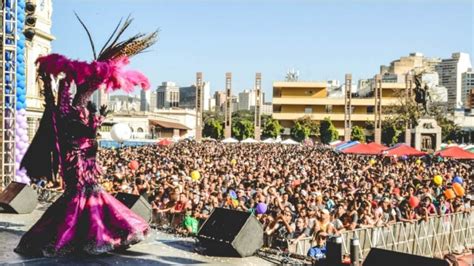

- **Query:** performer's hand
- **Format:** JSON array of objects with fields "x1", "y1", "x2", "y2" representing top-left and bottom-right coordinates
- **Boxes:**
[{"x1": 100, "y1": 105, "x2": 111, "y2": 117}]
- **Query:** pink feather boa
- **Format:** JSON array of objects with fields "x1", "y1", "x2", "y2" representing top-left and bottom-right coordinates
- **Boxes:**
[{"x1": 36, "y1": 54, "x2": 150, "y2": 93}]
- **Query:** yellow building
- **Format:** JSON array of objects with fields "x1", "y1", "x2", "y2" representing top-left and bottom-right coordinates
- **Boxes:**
[{"x1": 272, "y1": 81, "x2": 407, "y2": 137}]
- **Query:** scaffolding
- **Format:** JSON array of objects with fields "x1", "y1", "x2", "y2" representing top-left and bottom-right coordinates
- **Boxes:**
[{"x1": 0, "y1": 0, "x2": 17, "y2": 189}]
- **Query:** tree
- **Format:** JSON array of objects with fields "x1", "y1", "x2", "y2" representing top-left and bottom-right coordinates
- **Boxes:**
[
  {"x1": 203, "y1": 118, "x2": 224, "y2": 139},
  {"x1": 384, "y1": 88, "x2": 464, "y2": 143},
  {"x1": 319, "y1": 117, "x2": 338, "y2": 144},
  {"x1": 262, "y1": 116, "x2": 282, "y2": 139},
  {"x1": 290, "y1": 116, "x2": 319, "y2": 142},
  {"x1": 438, "y1": 116, "x2": 462, "y2": 142},
  {"x1": 232, "y1": 119, "x2": 254, "y2": 140},
  {"x1": 351, "y1": 126, "x2": 366, "y2": 142},
  {"x1": 381, "y1": 118, "x2": 402, "y2": 145}
]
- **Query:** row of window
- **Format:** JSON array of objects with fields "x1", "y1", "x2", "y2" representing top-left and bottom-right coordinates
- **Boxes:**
[{"x1": 275, "y1": 106, "x2": 375, "y2": 114}]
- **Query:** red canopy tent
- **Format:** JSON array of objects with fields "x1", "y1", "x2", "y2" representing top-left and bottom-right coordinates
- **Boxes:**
[
  {"x1": 435, "y1": 146, "x2": 474, "y2": 160},
  {"x1": 157, "y1": 138, "x2": 173, "y2": 146},
  {"x1": 383, "y1": 144, "x2": 426, "y2": 157},
  {"x1": 367, "y1": 142, "x2": 388, "y2": 152},
  {"x1": 343, "y1": 143, "x2": 381, "y2": 155}
]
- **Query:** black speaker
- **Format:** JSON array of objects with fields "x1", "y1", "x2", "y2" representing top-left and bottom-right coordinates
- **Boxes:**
[
  {"x1": 0, "y1": 181, "x2": 38, "y2": 214},
  {"x1": 363, "y1": 248, "x2": 449, "y2": 266},
  {"x1": 115, "y1": 192, "x2": 152, "y2": 223},
  {"x1": 197, "y1": 208, "x2": 264, "y2": 257}
]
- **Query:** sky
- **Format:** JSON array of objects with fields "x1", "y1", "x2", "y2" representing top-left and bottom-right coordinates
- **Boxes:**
[{"x1": 51, "y1": 0, "x2": 473, "y2": 99}]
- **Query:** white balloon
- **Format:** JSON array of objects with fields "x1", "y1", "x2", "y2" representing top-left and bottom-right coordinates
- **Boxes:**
[
  {"x1": 21, "y1": 134, "x2": 28, "y2": 142},
  {"x1": 110, "y1": 123, "x2": 132, "y2": 143}
]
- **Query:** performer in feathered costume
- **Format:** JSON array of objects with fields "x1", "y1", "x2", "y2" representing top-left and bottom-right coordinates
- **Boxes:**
[{"x1": 15, "y1": 15, "x2": 158, "y2": 257}]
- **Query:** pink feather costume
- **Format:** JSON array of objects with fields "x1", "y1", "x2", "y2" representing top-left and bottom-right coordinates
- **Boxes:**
[{"x1": 14, "y1": 54, "x2": 150, "y2": 257}]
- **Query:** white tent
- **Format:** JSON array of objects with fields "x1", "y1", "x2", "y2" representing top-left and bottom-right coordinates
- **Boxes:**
[
  {"x1": 464, "y1": 144, "x2": 474, "y2": 150},
  {"x1": 241, "y1": 138, "x2": 258, "y2": 143},
  {"x1": 262, "y1": 138, "x2": 275, "y2": 144},
  {"x1": 222, "y1": 137, "x2": 239, "y2": 143},
  {"x1": 281, "y1": 138, "x2": 299, "y2": 145}
]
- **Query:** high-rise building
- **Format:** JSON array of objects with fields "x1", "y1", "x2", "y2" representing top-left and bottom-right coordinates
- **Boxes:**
[
  {"x1": 419, "y1": 72, "x2": 447, "y2": 104},
  {"x1": 380, "y1": 52, "x2": 441, "y2": 76},
  {"x1": 214, "y1": 91, "x2": 227, "y2": 112},
  {"x1": 91, "y1": 88, "x2": 108, "y2": 109},
  {"x1": 179, "y1": 81, "x2": 210, "y2": 110},
  {"x1": 469, "y1": 89, "x2": 474, "y2": 111},
  {"x1": 179, "y1": 85, "x2": 196, "y2": 109},
  {"x1": 203, "y1": 82, "x2": 211, "y2": 111},
  {"x1": 157, "y1": 81, "x2": 180, "y2": 109},
  {"x1": 25, "y1": 0, "x2": 54, "y2": 140},
  {"x1": 238, "y1": 89, "x2": 255, "y2": 111},
  {"x1": 150, "y1": 91, "x2": 157, "y2": 111},
  {"x1": 462, "y1": 68, "x2": 474, "y2": 110},
  {"x1": 238, "y1": 89, "x2": 265, "y2": 111},
  {"x1": 436, "y1": 52, "x2": 472, "y2": 112},
  {"x1": 140, "y1": 89, "x2": 151, "y2": 111}
]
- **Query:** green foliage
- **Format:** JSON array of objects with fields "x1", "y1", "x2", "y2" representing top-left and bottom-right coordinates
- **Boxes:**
[
  {"x1": 262, "y1": 116, "x2": 282, "y2": 138},
  {"x1": 203, "y1": 118, "x2": 224, "y2": 139},
  {"x1": 381, "y1": 118, "x2": 402, "y2": 145},
  {"x1": 384, "y1": 90, "x2": 464, "y2": 143},
  {"x1": 290, "y1": 116, "x2": 319, "y2": 142},
  {"x1": 437, "y1": 116, "x2": 462, "y2": 142},
  {"x1": 232, "y1": 119, "x2": 254, "y2": 140},
  {"x1": 351, "y1": 126, "x2": 366, "y2": 142},
  {"x1": 319, "y1": 117, "x2": 338, "y2": 144}
]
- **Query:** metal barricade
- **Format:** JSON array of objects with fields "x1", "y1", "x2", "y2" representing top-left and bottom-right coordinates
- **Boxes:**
[{"x1": 285, "y1": 211, "x2": 473, "y2": 260}]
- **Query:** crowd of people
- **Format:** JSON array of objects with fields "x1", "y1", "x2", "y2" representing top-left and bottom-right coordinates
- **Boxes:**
[{"x1": 34, "y1": 141, "x2": 473, "y2": 258}]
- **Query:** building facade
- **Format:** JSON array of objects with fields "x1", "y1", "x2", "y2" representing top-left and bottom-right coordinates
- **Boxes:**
[
  {"x1": 179, "y1": 85, "x2": 196, "y2": 109},
  {"x1": 214, "y1": 91, "x2": 226, "y2": 112},
  {"x1": 238, "y1": 89, "x2": 266, "y2": 111},
  {"x1": 272, "y1": 81, "x2": 404, "y2": 137},
  {"x1": 25, "y1": 0, "x2": 54, "y2": 140},
  {"x1": 436, "y1": 52, "x2": 472, "y2": 112},
  {"x1": 462, "y1": 68, "x2": 474, "y2": 110},
  {"x1": 99, "y1": 111, "x2": 193, "y2": 140},
  {"x1": 91, "y1": 88, "x2": 108, "y2": 109},
  {"x1": 140, "y1": 89, "x2": 151, "y2": 111},
  {"x1": 157, "y1": 81, "x2": 180, "y2": 109}
]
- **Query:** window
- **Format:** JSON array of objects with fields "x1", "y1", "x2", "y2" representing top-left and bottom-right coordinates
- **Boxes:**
[
  {"x1": 367, "y1": 106, "x2": 374, "y2": 114},
  {"x1": 304, "y1": 107, "x2": 313, "y2": 114},
  {"x1": 325, "y1": 105, "x2": 332, "y2": 113},
  {"x1": 137, "y1": 127, "x2": 144, "y2": 133}
]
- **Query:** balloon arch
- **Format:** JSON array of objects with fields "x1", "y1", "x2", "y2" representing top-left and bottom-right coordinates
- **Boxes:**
[{"x1": 1, "y1": 0, "x2": 29, "y2": 187}]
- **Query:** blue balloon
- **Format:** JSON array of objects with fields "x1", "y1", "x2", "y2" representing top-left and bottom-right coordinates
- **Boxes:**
[
  {"x1": 18, "y1": 95, "x2": 26, "y2": 103},
  {"x1": 229, "y1": 190, "x2": 237, "y2": 199},
  {"x1": 453, "y1": 176, "x2": 463, "y2": 184}
]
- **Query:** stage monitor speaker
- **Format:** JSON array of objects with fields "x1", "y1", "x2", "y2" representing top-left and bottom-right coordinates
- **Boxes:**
[
  {"x1": 0, "y1": 181, "x2": 38, "y2": 214},
  {"x1": 197, "y1": 207, "x2": 264, "y2": 257},
  {"x1": 363, "y1": 248, "x2": 449, "y2": 266},
  {"x1": 115, "y1": 192, "x2": 152, "y2": 223}
]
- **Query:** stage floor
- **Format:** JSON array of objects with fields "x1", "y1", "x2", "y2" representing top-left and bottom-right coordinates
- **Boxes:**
[{"x1": 0, "y1": 203, "x2": 269, "y2": 265}]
